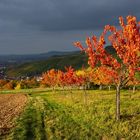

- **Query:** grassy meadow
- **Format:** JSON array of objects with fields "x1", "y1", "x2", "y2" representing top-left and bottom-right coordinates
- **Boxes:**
[{"x1": 1, "y1": 88, "x2": 140, "y2": 140}]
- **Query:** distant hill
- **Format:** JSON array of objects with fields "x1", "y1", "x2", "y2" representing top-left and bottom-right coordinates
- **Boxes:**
[
  {"x1": 0, "y1": 51, "x2": 79, "y2": 66},
  {"x1": 5, "y1": 45, "x2": 116, "y2": 77},
  {"x1": 6, "y1": 51, "x2": 88, "y2": 77}
]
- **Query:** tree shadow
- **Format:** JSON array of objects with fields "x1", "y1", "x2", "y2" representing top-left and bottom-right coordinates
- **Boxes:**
[{"x1": 120, "y1": 112, "x2": 140, "y2": 120}]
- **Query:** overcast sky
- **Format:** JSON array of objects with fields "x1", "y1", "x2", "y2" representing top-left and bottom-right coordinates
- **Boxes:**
[{"x1": 0, "y1": 0, "x2": 140, "y2": 54}]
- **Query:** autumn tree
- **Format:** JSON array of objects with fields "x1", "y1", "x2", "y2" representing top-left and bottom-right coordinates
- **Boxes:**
[
  {"x1": 76, "y1": 68, "x2": 92, "y2": 89},
  {"x1": 58, "y1": 66, "x2": 84, "y2": 101},
  {"x1": 76, "y1": 68, "x2": 92, "y2": 104},
  {"x1": 0, "y1": 79, "x2": 7, "y2": 89},
  {"x1": 61, "y1": 66, "x2": 79, "y2": 88},
  {"x1": 127, "y1": 76, "x2": 140, "y2": 93},
  {"x1": 74, "y1": 15, "x2": 140, "y2": 120},
  {"x1": 3, "y1": 81, "x2": 15, "y2": 90},
  {"x1": 42, "y1": 69, "x2": 57, "y2": 91},
  {"x1": 42, "y1": 69, "x2": 64, "y2": 92},
  {"x1": 91, "y1": 66, "x2": 114, "y2": 90}
]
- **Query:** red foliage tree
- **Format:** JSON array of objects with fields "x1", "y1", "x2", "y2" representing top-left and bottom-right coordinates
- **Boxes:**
[
  {"x1": 61, "y1": 66, "x2": 80, "y2": 88},
  {"x1": 0, "y1": 79, "x2": 7, "y2": 89},
  {"x1": 42, "y1": 69, "x2": 59, "y2": 91},
  {"x1": 3, "y1": 81, "x2": 14, "y2": 90},
  {"x1": 74, "y1": 15, "x2": 140, "y2": 120},
  {"x1": 127, "y1": 77, "x2": 140, "y2": 93}
]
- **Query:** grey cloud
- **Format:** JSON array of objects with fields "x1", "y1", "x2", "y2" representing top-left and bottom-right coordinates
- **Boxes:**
[
  {"x1": 0, "y1": 0, "x2": 140, "y2": 31},
  {"x1": 0, "y1": 0, "x2": 140, "y2": 54},
  {"x1": 0, "y1": 30, "x2": 100, "y2": 54}
]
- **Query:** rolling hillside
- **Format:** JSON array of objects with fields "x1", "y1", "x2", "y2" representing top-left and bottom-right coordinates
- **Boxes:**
[
  {"x1": 6, "y1": 52, "x2": 88, "y2": 77},
  {"x1": 5, "y1": 46, "x2": 115, "y2": 77}
]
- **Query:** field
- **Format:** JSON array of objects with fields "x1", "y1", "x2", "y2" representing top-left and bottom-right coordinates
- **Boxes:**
[
  {"x1": 0, "y1": 89, "x2": 140, "y2": 140},
  {"x1": 0, "y1": 94, "x2": 27, "y2": 137}
]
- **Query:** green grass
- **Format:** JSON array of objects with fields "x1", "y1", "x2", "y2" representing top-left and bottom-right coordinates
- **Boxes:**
[
  {"x1": 4, "y1": 89, "x2": 140, "y2": 139},
  {"x1": 0, "y1": 88, "x2": 52, "y2": 94},
  {"x1": 8, "y1": 97, "x2": 47, "y2": 140}
]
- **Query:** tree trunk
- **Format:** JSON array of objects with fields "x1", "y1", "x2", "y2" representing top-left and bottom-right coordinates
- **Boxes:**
[
  {"x1": 108, "y1": 85, "x2": 111, "y2": 91},
  {"x1": 83, "y1": 85, "x2": 87, "y2": 105},
  {"x1": 116, "y1": 85, "x2": 120, "y2": 120},
  {"x1": 99, "y1": 85, "x2": 102, "y2": 90},
  {"x1": 52, "y1": 87, "x2": 56, "y2": 93},
  {"x1": 87, "y1": 82, "x2": 90, "y2": 89},
  {"x1": 70, "y1": 87, "x2": 74, "y2": 102},
  {"x1": 133, "y1": 85, "x2": 136, "y2": 93}
]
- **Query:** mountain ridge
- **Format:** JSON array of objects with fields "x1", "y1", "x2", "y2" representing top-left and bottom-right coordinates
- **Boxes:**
[{"x1": 0, "y1": 50, "x2": 80, "y2": 66}]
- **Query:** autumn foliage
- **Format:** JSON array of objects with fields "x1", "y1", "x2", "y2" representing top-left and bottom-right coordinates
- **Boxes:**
[
  {"x1": 41, "y1": 67, "x2": 85, "y2": 89},
  {"x1": 91, "y1": 66, "x2": 114, "y2": 87},
  {"x1": 74, "y1": 15, "x2": 140, "y2": 120},
  {"x1": 74, "y1": 15, "x2": 140, "y2": 87},
  {"x1": 42, "y1": 69, "x2": 61, "y2": 89}
]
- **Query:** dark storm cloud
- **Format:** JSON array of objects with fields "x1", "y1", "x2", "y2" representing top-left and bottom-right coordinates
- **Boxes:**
[
  {"x1": 0, "y1": 0, "x2": 140, "y2": 54},
  {"x1": 0, "y1": 0, "x2": 140, "y2": 31}
]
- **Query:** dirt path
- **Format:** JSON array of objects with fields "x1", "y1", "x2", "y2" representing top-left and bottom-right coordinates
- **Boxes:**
[{"x1": 0, "y1": 94, "x2": 27, "y2": 136}]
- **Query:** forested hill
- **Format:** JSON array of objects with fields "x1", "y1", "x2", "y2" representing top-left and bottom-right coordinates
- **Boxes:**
[
  {"x1": 6, "y1": 51, "x2": 88, "y2": 77},
  {"x1": 5, "y1": 45, "x2": 115, "y2": 77}
]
